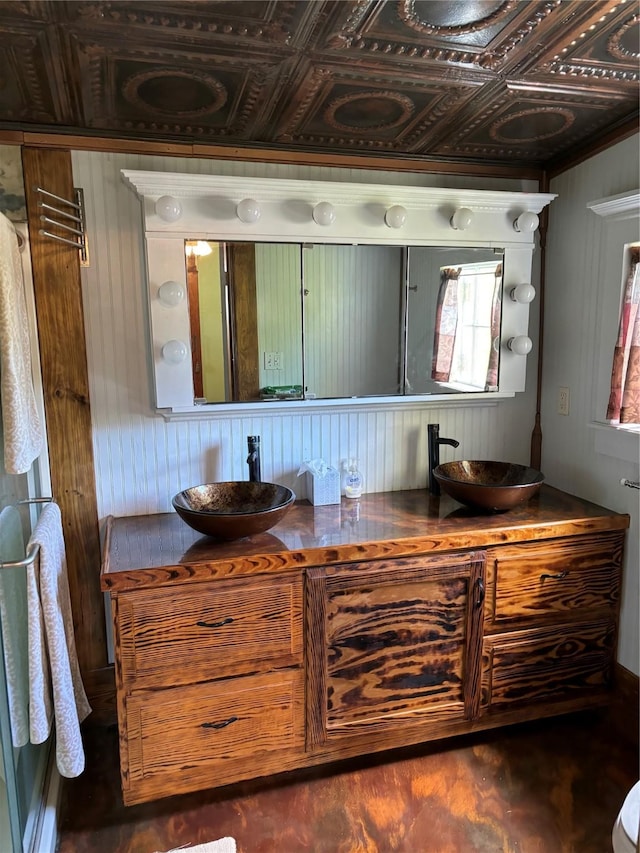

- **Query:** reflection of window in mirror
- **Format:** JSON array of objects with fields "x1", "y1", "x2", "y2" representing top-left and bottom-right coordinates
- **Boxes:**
[
  {"x1": 406, "y1": 248, "x2": 503, "y2": 395},
  {"x1": 443, "y1": 261, "x2": 503, "y2": 392}
]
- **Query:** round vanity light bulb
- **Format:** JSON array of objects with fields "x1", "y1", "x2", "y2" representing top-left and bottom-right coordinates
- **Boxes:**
[
  {"x1": 450, "y1": 207, "x2": 474, "y2": 230},
  {"x1": 384, "y1": 205, "x2": 407, "y2": 229},
  {"x1": 312, "y1": 202, "x2": 336, "y2": 226},
  {"x1": 514, "y1": 211, "x2": 539, "y2": 233},
  {"x1": 155, "y1": 195, "x2": 183, "y2": 223},
  {"x1": 509, "y1": 283, "x2": 536, "y2": 304},
  {"x1": 236, "y1": 198, "x2": 261, "y2": 224},
  {"x1": 507, "y1": 335, "x2": 533, "y2": 356},
  {"x1": 157, "y1": 280, "x2": 185, "y2": 307},
  {"x1": 161, "y1": 339, "x2": 188, "y2": 364}
]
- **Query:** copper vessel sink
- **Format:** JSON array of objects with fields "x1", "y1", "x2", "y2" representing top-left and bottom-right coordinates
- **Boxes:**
[
  {"x1": 172, "y1": 481, "x2": 295, "y2": 539},
  {"x1": 433, "y1": 461, "x2": 544, "y2": 513}
]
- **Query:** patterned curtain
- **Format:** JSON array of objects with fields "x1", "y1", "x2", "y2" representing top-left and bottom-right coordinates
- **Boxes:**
[
  {"x1": 607, "y1": 246, "x2": 640, "y2": 424},
  {"x1": 431, "y1": 267, "x2": 460, "y2": 382},
  {"x1": 484, "y1": 263, "x2": 503, "y2": 391}
]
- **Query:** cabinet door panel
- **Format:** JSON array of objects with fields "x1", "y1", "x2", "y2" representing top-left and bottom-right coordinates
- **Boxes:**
[{"x1": 306, "y1": 552, "x2": 485, "y2": 747}]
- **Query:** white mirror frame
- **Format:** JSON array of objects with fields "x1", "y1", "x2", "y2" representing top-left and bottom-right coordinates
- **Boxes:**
[{"x1": 122, "y1": 171, "x2": 556, "y2": 417}]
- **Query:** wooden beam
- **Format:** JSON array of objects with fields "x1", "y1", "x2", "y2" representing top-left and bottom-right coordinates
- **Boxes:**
[
  {"x1": 13, "y1": 130, "x2": 542, "y2": 180},
  {"x1": 21, "y1": 147, "x2": 107, "y2": 677}
]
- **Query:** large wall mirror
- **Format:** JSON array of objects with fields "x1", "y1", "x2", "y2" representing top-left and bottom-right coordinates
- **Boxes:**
[
  {"x1": 185, "y1": 241, "x2": 503, "y2": 404},
  {"x1": 123, "y1": 171, "x2": 555, "y2": 415}
]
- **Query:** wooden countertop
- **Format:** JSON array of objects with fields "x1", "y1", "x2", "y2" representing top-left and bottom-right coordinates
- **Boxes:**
[{"x1": 101, "y1": 485, "x2": 629, "y2": 593}]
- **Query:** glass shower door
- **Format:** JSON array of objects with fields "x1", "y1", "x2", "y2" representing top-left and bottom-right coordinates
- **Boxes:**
[
  {"x1": 0, "y1": 220, "x2": 53, "y2": 852},
  {"x1": 0, "y1": 461, "x2": 52, "y2": 852}
]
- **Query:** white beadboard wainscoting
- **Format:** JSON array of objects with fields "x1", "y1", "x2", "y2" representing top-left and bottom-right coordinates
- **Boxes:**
[
  {"x1": 72, "y1": 150, "x2": 540, "y2": 520},
  {"x1": 542, "y1": 134, "x2": 639, "y2": 676}
]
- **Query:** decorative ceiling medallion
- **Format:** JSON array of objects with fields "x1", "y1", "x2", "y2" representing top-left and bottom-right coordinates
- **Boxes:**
[
  {"x1": 122, "y1": 68, "x2": 227, "y2": 118},
  {"x1": 490, "y1": 107, "x2": 574, "y2": 143},
  {"x1": 399, "y1": 0, "x2": 516, "y2": 36},
  {"x1": 324, "y1": 91, "x2": 414, "y2": 133},
  {"x1": 607, "y1": 14, "x2": 640, "y2": 62}
]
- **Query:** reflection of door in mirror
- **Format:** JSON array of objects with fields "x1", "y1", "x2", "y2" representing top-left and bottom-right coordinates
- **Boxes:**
[
  {"x1": 185, "y1": 247, "x2": 204, "y2": 399},
  {"x1": 189, "y1": 242, "x2": 304, "y2": 403},
  {"x1": 186, "y1": 241, "x2": 231, "y2": 402}
]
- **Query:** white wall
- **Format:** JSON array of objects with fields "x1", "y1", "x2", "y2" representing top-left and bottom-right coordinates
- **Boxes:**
[
  {"x1": 73, "y1": 150, "x2": 540, "y2": 521},
  {"x1": 543, "y1": 133, "x2": 640, "y2": 675}
]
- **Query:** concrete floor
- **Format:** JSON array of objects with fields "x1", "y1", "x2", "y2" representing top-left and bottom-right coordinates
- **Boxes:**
[{"x1": 56, "y1": 709, "x2": 637, "y2": 853}]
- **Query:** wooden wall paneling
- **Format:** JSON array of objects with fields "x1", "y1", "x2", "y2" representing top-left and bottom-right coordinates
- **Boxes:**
[{"x1": 21, "y1": 147, "x2": 107, "y2": 688}]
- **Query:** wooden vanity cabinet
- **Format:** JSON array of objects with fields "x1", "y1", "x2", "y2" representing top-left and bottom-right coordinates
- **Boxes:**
[{"x1": 103, "y1": 490, "x2": 628, "y2": 806}]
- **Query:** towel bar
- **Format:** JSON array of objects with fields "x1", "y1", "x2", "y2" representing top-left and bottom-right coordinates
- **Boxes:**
[
  {"x1": 0, "y1": 543, "x2": 39, "y2": 571},
  {"x1": 34, "y1": 185, "x2": 88, "y2": 265},
  {"x1": 0, "y1": 497, "x2": 53, "y2": 569}
]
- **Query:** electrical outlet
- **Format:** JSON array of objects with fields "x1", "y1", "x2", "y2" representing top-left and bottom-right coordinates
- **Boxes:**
[
  {"x1": 264, "y1": 351, "x2": 277, "y2": 370},
  {"x1": 273, "y1": 351, "x2": 282, "y2": 370},
  {"x1": 558, "y1": 386, "x2": 570, "y2": 416}
]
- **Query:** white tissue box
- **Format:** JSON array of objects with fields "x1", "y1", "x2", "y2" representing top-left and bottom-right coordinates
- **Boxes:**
[{"x1": 305, "y1": 467, "x2": 341, "y2": 506}]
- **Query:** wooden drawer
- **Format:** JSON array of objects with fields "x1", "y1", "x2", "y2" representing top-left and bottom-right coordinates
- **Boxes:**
[
  {"x1": 481, "y1": 619, "x2": 616, "y2": 710},
  {"x1": 116, "y1": 573, "x2": 303, "y2": 689},
  {"x1": 485, "y1": 533, "x2": 623, "y2": 631},
  {"x1": 122, "y1": 669, "x2": 305, "y2": 804}
]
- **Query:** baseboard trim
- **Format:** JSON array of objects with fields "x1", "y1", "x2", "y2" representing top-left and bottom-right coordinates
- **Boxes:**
[{"x1": 28, "y1": 741, "x2": 61, "y2": 853}]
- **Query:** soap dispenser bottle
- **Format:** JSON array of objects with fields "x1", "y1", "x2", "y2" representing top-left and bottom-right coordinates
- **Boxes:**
[{"x1": 344, "y1": 458, "x2": 363, "y2": 499}]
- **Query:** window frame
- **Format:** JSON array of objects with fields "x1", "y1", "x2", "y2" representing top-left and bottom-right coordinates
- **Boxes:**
[{"x1": 587, "y1": 190, "x2": 640, "y2": 462}]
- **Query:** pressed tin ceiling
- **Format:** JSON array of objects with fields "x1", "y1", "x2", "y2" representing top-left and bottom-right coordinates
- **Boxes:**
[{"x1": 0, "y1": 0, "x2": 638, "y2": 170}]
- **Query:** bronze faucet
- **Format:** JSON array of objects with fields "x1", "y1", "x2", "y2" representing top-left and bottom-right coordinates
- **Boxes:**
[{"x1": 427, "y1": 423, "x2": 459, "y2": 496}]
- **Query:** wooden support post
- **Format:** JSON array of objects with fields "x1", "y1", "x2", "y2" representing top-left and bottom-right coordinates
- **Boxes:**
[{"x1": 21, "y1": 147, "x2": 107, "y2": 683}]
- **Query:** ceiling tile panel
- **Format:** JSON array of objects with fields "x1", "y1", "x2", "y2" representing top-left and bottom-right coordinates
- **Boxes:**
[
  {"x1": 272, "y1": 63, "x2": 482, "y2": 152},
  {"x1": 431, "y1": 83, "x2": 637, "y2": 164},
  {"x1": 0, "y1": 0, "x2": 636, "y2": 170}
]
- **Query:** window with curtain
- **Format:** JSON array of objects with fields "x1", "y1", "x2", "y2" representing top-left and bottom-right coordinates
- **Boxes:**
[
  {"x1": 606, "y1": 244, "x2": 640, "y2": 425},
  {"x1": 431, "y1": 262, "x2": 502, "y2": 391}
]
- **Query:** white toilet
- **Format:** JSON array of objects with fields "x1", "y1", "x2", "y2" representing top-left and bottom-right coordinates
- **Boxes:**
[{"x1": 612, "y1": 780, "x2": 640, "y2": 853}]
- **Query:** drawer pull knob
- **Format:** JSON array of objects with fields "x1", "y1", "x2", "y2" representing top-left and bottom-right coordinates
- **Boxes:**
[
  {"x1": 540, "y1": 570, "x2": 569, "y2": 581},
  {"x1": 475, "y1": 577, "x2": 485, "y2": 608},
  {"x1": 196, "y1": 616, "x2": 234, "y2": 629},
  {"x1": 201, "y1": 716, "x2": 238, "y2": 730}
]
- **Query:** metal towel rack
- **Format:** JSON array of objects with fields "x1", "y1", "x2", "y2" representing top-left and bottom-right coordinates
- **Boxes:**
[
  {"x1": 0, "y1": 498, "x2": 53, "y2": 570},
  {"x1": 35, "y1": 186, "x2": 88, "y2": 265}
]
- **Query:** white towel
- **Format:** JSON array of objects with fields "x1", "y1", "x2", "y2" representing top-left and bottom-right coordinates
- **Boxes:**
[
  {"x1": 158, "y1": 840, "x2": 236, "y2": 853},
  {"x1": 26, "y1": 502, "x2": 91, "y2": 777},
  {"x1": 0, "y1": 212, "x2": 43, "y2": 475},
  {"x1": 0, "y1": 506, "x2": 30, "y2": 747}
]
